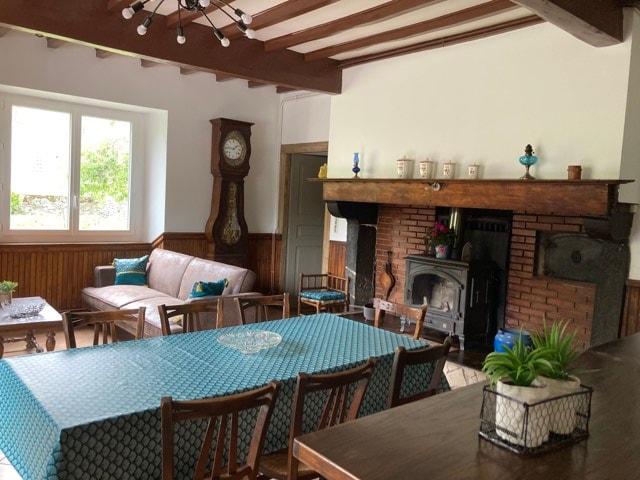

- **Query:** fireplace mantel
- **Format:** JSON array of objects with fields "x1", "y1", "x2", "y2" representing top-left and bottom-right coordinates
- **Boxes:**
[{"x1": 311, "y1": 179, "x2": 632, "y2": 216}]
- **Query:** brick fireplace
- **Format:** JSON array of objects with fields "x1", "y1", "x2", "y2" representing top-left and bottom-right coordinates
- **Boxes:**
[{"x1": 322, "y1": 179, "x2": 633, "y2": 350}]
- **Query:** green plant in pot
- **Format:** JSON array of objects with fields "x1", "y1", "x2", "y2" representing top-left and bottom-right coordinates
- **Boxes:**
[
  {"x1": 0, "y1": 280, "x2": 18, "y2": 306},
  {"x1": 531, "y1": 319, "x2": 583, "y2": 435},
  {"x1": 482, "y1": 335, "x2": 553, "y2": 447}
]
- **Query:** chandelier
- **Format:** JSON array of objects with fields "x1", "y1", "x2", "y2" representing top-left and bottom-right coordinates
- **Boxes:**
[{"x1": 121, "y1": 0, "x2": 255, "y2": 47}]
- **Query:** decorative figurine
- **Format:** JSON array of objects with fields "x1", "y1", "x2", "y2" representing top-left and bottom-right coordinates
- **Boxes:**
[
  {"x1": 352, "y1": 152, "x2": 361, "y2": 178},
  {"x1": 519, "y1": 144, "x2": 538, "y2": 180}
]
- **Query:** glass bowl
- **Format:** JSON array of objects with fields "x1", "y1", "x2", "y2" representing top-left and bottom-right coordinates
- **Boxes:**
[
  {"x1": 217, "y1": 330, "x2": 282, "y2": 354},
  {"x1": 3, "y1": 302, "x2": 46, "y2": 318}
]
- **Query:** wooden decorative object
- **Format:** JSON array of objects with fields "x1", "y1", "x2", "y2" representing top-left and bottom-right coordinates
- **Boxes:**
[
  {"x1": 379, "y1": 251, "x2": 395, "y2": 300},
  {"x1": 205, "y1": 118, "x2": 253, "y2": 267}
]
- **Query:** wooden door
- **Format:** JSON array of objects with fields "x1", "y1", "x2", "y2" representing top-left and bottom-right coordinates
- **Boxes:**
[{"x1": 284, "y1": 154, "x2": 326, "y2": 298}]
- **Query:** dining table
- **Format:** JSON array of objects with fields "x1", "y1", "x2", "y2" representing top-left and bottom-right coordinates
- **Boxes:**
[
  {"x1": 0, "y1": 313, "x2": 448, "y2": 480},
  {"x1": 292, "y1": 332, "x2": 640, "y2": 480}
]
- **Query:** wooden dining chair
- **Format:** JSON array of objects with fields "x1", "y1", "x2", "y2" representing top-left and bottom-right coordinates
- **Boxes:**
[
  {"x1": 161, "y1": 381, "x2": 282, "y2": 480},
  {"x1": 297, "y1": 273, "x2": 349, "y2": 315},
  {"x1": 234, "y1": 293, "x2": 290, "y2": 324},
  {"x1": 387, "y1": 336, "x2": 453, "y2": 409},
  {"x1": 372, "y1": 298, "x2": 427, "y2": 340},
  {"x1": 62, "y1": 307, "x2": 146, "y2": 349},
  {"x1": 158, "y1": 301, "x2": 221, "y2": 336},
  {"x1": 258, "y1": 358, "x2": 377, "y2": 480}
]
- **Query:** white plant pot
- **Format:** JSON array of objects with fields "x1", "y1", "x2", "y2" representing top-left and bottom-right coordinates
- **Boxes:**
[
  {"x1": 541, "y1": 375, "x2": 582, "y2": 435},
  {"x1": 495, "y1": 378, "x2": 550, "y2": 448}
]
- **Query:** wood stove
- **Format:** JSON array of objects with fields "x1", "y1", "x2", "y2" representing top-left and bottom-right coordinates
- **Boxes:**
[{"x1": 405, "y1": 255, "x2": 498, "y2": 349}]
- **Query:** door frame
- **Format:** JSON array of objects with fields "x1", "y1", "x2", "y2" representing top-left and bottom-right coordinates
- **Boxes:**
[{"x1": 278, "y1": 142, "x2": 329, "y2": 293}]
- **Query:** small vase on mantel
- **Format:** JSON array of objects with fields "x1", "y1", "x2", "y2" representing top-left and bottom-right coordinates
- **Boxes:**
[{"x1": 434, "y1": 245, "x2": 450, "y2": 259}]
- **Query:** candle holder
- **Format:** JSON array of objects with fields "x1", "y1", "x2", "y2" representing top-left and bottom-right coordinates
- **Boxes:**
[
  {"x1": 519, "y1": 144, "x2": 538, "y2": 180},
  {"x1": 352, "y1": 152, "x2": 361, "y2": 178}
]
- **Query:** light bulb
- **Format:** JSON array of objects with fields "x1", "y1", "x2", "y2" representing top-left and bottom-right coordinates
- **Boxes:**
[
  {"x1": 221, "y1": 37, "x2": 230, "y2": 47},
  {"x1": 244, "y1": 28, "x2": 255, "y2": 39},
  {"x1": 122, "y1": 7, "x2": 134, "y2": 19},
  {"x1": 199, "y1": 0, "x2": 210, "y2": 7},
  {"x1": 241, "y1": 13, "x2": 252, "y2": 24},
  {"x1": 177, "y1": 26, "x2": 186, "y2": 44},
  {"x1": 137, "y1": 24, "x2": 148, "y2": 35}
]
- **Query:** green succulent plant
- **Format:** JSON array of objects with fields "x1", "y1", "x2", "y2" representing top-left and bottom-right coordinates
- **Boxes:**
[
  {"x1": 482, "y1": 335, "x2": 554, "y2": 387},
  {"x1": 531, "y1": 319, "x2": 582, "y2": 380},
  {"x1": 0, "y1": 280, "x2": 18, "y2": 293}
]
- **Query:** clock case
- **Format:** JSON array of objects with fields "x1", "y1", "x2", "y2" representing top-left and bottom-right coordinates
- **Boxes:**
[{"x1": 205, "y1": 118, "x2": 253, "y2": 267}]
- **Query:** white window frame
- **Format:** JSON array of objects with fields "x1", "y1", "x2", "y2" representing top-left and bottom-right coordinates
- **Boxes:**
[{"x1": 0, "y1": 93, "x2": 143, "y2": 243}]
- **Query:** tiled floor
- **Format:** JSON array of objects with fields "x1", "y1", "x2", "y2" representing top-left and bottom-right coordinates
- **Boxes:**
[{"x1": 0, "y1": 317, "x2": 487, "y2": 479}]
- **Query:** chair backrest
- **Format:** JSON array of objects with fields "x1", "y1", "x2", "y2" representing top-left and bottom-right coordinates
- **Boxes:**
[
  {"x1": 62, "y1": 307, "x2": 146, "y2": 349},
  {"x1": 234, "y1": 293, "x2": 290, "y2": 324},
  {"x1": 287, "y1": 358, "x2": 376, "y2": 479},
  {"x1": 387, "y1": 336, "x2": 453, "y2": 408},
  {"x1": 372, "y1": 298, "x2": 427, "y2": 340},
  {"x1": 158, "y1": 301, "x2": 220, "y2": 336},
  {"x1": 161, "y1": 381, "x2": 281, "y2": 480}
]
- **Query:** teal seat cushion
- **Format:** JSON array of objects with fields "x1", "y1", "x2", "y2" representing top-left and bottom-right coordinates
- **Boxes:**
[
  {"x1": 300, "y1": 290, "x2": 346, "y2": 301},
  {"x1": 113, "y1": 255, "x2": 149, "y2": 286},
  {"x1": 189, "y1": 279, "x2": 228, "y2": 298}
]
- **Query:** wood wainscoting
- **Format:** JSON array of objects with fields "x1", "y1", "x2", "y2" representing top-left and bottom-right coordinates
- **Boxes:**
[
  {"x1": 0, "y1": 232, "x2": 282, "y2": 313},
  {"x1": 621, "y1": 279, "x2": 640, "y2": 337}
]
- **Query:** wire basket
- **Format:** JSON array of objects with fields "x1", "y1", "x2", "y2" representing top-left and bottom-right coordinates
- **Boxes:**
[{"x1": 479, "y1": 384, "x2": 593, "y2": 455}]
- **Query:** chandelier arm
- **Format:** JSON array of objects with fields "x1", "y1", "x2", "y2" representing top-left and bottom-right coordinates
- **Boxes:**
[
  {"x1": 214, "y1": 0, "x2": 251, "y2": 24},
  {"x1": 210, "y1": 1, "x2": 240, "y2": 24},
  {"x1": 201, "y1": 10, "x2": 229, "y2": 46}
]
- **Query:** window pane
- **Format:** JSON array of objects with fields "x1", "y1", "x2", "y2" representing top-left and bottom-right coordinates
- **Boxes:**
[
  {"x1": 10, "y1": 106, "x2": 70, "y2": 230},
  {"x1": 79, "y1": 116, "x2": 131, "y2": 231}
]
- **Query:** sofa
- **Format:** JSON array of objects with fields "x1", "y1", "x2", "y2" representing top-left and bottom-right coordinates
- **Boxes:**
[{"x1": 81, "y1": 248, "x2": 258, "y2": 337}]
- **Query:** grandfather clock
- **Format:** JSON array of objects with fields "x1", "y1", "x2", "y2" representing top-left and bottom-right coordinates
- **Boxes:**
[{"x1": 205, "y1": 118, "x2": 253, "y2": 267}]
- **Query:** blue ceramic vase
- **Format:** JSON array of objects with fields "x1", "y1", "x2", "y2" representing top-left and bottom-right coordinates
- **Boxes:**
[{"x1": 493, "y1": 328, "x2": 533, "y2": 352}]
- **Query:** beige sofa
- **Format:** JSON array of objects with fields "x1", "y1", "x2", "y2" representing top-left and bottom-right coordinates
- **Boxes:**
[{"x1": 81, "y1": 248, "x2": 257, "y2": 337}]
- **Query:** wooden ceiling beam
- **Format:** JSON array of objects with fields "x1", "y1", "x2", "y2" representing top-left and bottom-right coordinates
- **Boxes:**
[
  {"x1": 0, "y1": 0, "x2": 342, "y2": 94},
  {"x1": 95, "y1": 48, "x2": 115, "y2": 58},
  {"x1": 46, "y1": 37, "x2": 67, "y2": 48},
  {"x1": 140, "y1": 58, "x2": 161, "y2": 67},
  {"x1": 165, "y1": 0, "x2": 239, "y2": 29},
  {"x1": 306, "y1": 0, "x2": 518, "y2": 61},
  {"x1": 223, "y1": 0, "x2": 340, "y2": 40},
  {"x1": 512, "y1": 0, "x2": 622, "y2": 46},
  {"x1": 338, "y1": 15, "x2": 543, "y2": 68},
  {"x1": 265, "y1": 0, "x2": 441, "y2": 52}
]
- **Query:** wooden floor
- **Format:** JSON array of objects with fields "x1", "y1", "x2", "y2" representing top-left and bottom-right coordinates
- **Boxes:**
[{"x1": 0, "y1": 314, "x2": 488, "y2": 479}]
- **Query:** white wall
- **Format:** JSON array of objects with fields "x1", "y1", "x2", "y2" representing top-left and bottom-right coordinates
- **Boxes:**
[
  {"x1": 327, "y1": 20, "x2": 640, "y2": 280},
  {"x1": 329, "y1": 22, "x2": 632, "y2": 182},
  {"x1": 0, "y1": 30, "x2": 281, "y2": 239}
]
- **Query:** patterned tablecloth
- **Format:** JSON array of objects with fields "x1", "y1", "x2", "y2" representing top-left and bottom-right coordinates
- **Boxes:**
[{"x1": 0, "y1": 313, "x2": 449, "y2": 480}]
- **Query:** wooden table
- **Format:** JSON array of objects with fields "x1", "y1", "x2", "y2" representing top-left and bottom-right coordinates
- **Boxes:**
[
  {"x1": 0, "y1": 297, "x2": 62, "y2": 358},
  {"x1": 293, "y1": 333, "x2": 640, "y2": 480}
]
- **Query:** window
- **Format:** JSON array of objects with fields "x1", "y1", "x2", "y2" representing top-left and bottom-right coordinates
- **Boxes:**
[{"x1": 1, "y1": 94, "x2": 142, "y2": 241}]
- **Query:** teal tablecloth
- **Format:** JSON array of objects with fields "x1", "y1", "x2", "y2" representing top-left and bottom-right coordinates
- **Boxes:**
[{"x1": 0, "y1": 313, "x2": 449, "y2": 479}]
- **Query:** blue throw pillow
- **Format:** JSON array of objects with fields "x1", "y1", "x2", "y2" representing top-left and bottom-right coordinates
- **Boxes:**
[
  {"x1": 189, "y1": 279, "x2": 228, "y2": 298},
  {"x1": 113, "y1": 255, "x2": 149, "y2": 286}
]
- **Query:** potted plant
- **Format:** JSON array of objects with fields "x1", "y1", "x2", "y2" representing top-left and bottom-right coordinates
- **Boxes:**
[
  {"x1": 482, "y1": 335, "x2": 553, "y2": 447},
  {"x1": 0, "y1": 280, "x2": 18, "y2": 305},
  {"x1": 531, "y1": 319, "x2": 583, "y2": 435},
  {"x1": 424, "y1": 221, "x2": 456, "y2": 259}
]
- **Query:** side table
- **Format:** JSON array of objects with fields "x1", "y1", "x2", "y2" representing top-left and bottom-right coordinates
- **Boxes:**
[{"x1": 0, "y1": 297, "x2": 63, "y2": 358}]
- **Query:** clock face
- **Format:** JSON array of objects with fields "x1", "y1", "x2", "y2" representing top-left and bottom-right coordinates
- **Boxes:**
[{"x1": 222, "y1": 130, "x2": 247, "y2": 166}]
